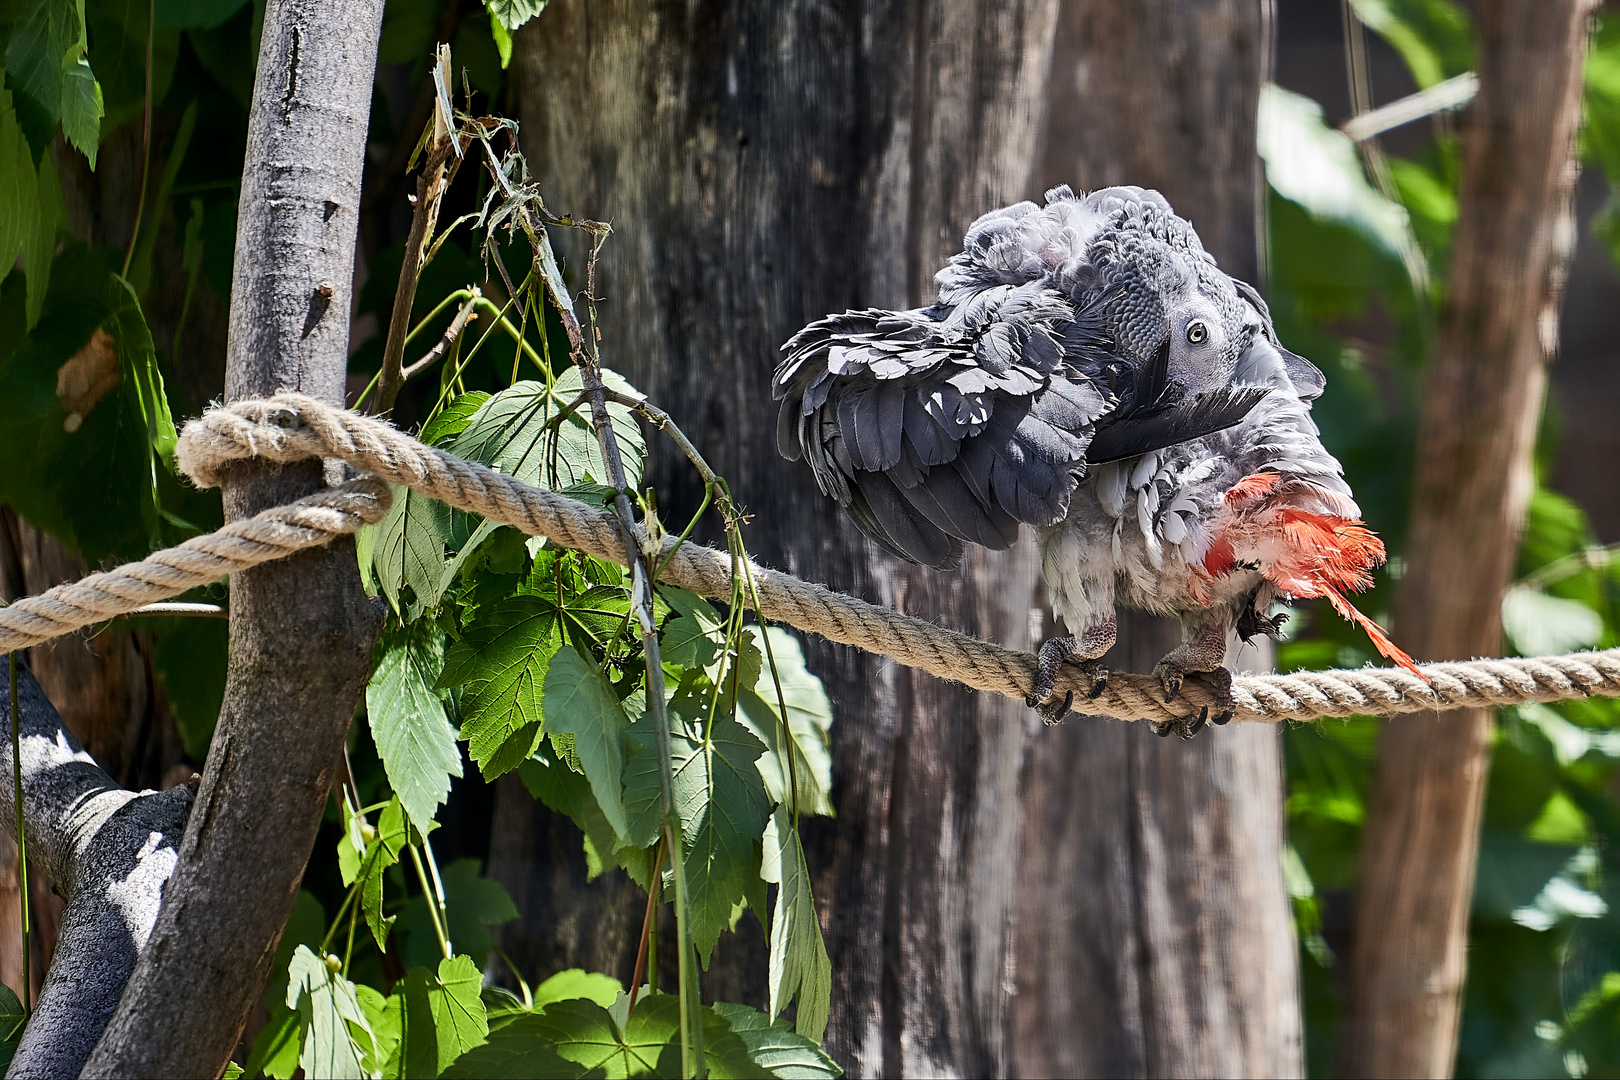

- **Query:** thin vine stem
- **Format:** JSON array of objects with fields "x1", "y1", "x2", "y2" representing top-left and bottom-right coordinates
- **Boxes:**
[
  {"x1": 408, "y1": 843, "x2": 452, "y2": 960},
  {"x1": 319, "y1": 884, "x2": 361, "y2": 954},
  {"x1": 120, "y1": 0, "x2": 156, "y2": 281},
  {"x1": 627, "y1": 838, "x2": 665, "y2": 1015}
]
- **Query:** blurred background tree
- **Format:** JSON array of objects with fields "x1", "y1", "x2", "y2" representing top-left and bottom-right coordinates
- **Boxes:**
[{"x1": 5, "y1": 0, "x2": 1620, "y2": 1076}]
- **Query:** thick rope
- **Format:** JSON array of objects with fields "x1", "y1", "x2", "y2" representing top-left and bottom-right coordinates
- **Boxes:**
[
  {"x1": 0, "y1": 478, "x2": 390, "y2": 652},
  {"x1": 3, "y1": 392, "x2": 1615, "y2": 726}
]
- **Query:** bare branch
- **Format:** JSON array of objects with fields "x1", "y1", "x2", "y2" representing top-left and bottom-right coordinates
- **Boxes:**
[{"x1": 0, "y1": 661, "x2": 191, "y2": 1080}]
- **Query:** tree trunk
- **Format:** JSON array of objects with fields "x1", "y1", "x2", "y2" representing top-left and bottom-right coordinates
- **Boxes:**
[
  {"x1": 1340, "y1": 3, "x2": 1594, "y2": 1076},
  {"x1": 506, "y1": 2, "x2": 1296, "y2": 1076},
  {"x1": 81, "y1": 1, "x2": 386, "y2": 1074},
  {"x1": 1010, "y1": 4, "x2": 1300, "y2": 1077},
  {"x1": 508, "y1": 3, "x2": 1056, "y2": 1074}
]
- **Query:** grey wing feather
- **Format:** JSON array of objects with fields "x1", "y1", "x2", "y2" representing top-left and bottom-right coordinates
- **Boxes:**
[{"x1": 773, "y1": 298, "x2": 1107, "y2": 569}]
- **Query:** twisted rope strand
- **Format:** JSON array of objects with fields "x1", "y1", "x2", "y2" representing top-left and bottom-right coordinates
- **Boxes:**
[
  {"x1": 6, "y1": 392, "x2": 1616, "y2": 727},
  {"x1": 0, "y1": 478, "x2": 389, "y2": 652}
]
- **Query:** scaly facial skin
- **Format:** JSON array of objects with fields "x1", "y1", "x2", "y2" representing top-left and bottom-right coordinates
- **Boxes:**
[{"x1": 774, "y1": 184, "x2": 1419, "y2": 736}]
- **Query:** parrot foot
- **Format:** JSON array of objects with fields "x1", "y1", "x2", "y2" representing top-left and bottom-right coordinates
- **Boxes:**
[
  {"x1": 1026, "y1": 635, "x2": 1108, "y2": 726},
  {"x1": 1148, "y1": 663, "x2": 1234, "y2": 738}
]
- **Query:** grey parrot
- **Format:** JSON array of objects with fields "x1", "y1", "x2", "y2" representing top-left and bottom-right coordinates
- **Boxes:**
[{"x1": 772, "y1": 185, "x2": 1420, "y2": 736}]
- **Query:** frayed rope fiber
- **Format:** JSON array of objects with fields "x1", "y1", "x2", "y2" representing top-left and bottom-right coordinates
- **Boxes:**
[{"x1": 3, "y1": 392, "x2": 1616, "y2": 727}]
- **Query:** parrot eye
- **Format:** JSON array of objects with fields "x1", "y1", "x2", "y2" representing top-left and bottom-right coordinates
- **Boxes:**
[{"x1": 1185, "y1": 320, "x2": 1209, "y2": 345}]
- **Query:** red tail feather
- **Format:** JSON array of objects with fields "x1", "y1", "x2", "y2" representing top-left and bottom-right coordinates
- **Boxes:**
[
  {"x1": 1321, "y1": 585, "x2": 1428, "y2": 681},
  {"x1": 1206, "y1": 472, "x2": 1427, "y2": 681}
]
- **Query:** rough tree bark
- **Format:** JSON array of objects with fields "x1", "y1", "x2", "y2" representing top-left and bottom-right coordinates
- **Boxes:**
[
  {"x1": 504, "y1": 3, "x2": 1056, "y2": 1074},
  {"x1": 81, "y1": 0, "x2": 387, "y2": 1075},
  {"x1": 1010, "y1": 4, "x2": 1301, "y2": 1077},
  {"x1": 502, "y1": 2, "x2": 1295, "y2": 1076},
  {"x1": 0, "y1": 663, "x2": 191, "y2": 1080},
  {"x1": 1340, "y1": 3, "x2": 1594, "y2": 1077}
]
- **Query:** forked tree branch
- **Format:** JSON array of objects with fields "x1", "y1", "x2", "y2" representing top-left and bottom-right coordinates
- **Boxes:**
[{"x1": 80, "y1": 1, "x2": 388, "y2": 1075}]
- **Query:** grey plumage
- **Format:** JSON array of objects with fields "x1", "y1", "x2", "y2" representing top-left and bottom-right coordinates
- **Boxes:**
[
  {"x1": 775, "y1": 184, "x2": 1304, "y2": 571},
  {"x1": 774, "y1": 185, "x2": 1393, "y2": 733}
]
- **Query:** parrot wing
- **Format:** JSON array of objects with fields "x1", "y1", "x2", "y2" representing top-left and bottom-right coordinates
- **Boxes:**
[{"x1": 773, "y1": 281, "x2": 1265, "y2": 569}]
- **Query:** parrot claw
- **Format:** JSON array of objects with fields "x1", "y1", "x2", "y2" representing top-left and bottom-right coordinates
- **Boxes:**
[
  {"x1": 1145, "y1": 668, "x2": 1232, "y2": 740},
  {"x1": 1027, "y1": 636, "x2": 1108, "y2": 720},
  {"x1": 1036, "y1": 690, "x2": 1076, "y2": 726},
  {"x1": 1146, "y1": 707, "x2": 1208, "y2": 740}
]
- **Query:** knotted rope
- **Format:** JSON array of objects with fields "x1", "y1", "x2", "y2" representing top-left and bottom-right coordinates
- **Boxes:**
[{"x1": 3, "y1": 392, "x2": 1616, "y2": 727}]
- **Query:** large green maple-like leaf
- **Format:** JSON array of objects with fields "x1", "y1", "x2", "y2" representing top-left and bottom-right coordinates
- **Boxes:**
[
  {"x1": 384, "y1": 955, "x2": 489, "y2": 1079},
  {"x1": 467, "y1": 994, "x2": 764, "y2": 1079},
  {"x1": 368, "y1": 626, "x2": 463, "y2": 833},
  {"x1": 625, "y1": 690, "x2": 772, "y2": 965},
  {"x1": 438, "y1": 595, "x2": 563, "y2": 778},
  {"x1": 762, "y1": 807, "x2": 832, "y2": 1043}
]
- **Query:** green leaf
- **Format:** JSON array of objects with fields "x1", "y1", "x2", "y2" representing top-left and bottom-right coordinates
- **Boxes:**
[
  {"x1": 736, "y1": 628, "x2": 836, "y2": 818},
  {"x1": 389, "y1": 956, "x2": 491, "y2": 1077},
  {"x1": 665, "y1": 700, "x2": 772, "y2": 965},
  {"x1": 359, "y1": 798, "x2": 410, "y2": 950},
  {"x1": 0, "y1": 983, "x2": 25, "y2": 1074},
  {"x1": 422, "y1": 391, "x2": 493, "y2": 445},
  {"x1": 659, "y1": 587, "x2": 722, "y2": 670},
  {"x1": 484, "y1": 0, "x2": 550, "y2": 34},
  {"x1": 397, "y1": 858, "x2": 519, "y2": 971},
  {"x1": 246, "y1": 1007, "x2": 300, "y2": 1080},
  {"x1": 105, "y1": 273, "x2": 176, "y2": 543},
  {"x1": 0, "y1": 89, "x2": 40, "y2": 275},
  {"x1": 371, "y1": 484, "x2": 478, "y2": 619},
  {"x1": 489, "y1": 14, "x2": 513, "y2": 68},
  {"x1": 21, "y1": 152, "x2": 60, "y2": 329},
  {"x1": 1258, "y1": 83, "x2": 1425, "y2": 289},
  {"x1": 441, "y1": 1014, "x2": 590, "y2": 1079},
  {"x1": 544, "y1": 646, "x2": 632, "y2": 838},
  {"x1": 620, "y1": 708, "x2": 668, "y2": 854},
  {"x1": 369, "y1": 625, "x2": 464, "y2": 832},
  {"x1": 356, "y1": 984, "x2": 399, "y2": 1077},
  {"x1": 3, "y1": 0, "x2": 81, "y2": 155},
  {"x1": 711, "y1": 1002, "x2": 842, "y2": 1079},
  {"x1": 762, "y1": 807, "x2": 831, "y2": 1043},
  {"x1": 532, "y1": 969, "x2": 625, "y2": 1011},
  {"x1": 287, "y1": 944, "x2": 378, "y2": 1080},
  {"x1": 221, "y1": 1062, "x2": 244, "y2": 1080},
  {"x1": 58, "y1": 53, "x2": 103, "y2": 165},
  {"x1": 447, "y1": 369, "x2": 646, "y2": 493},
  {"x1": 1501, "y1": 587, "x2": 1605, "y2": 657},
  {"x1": 439, "y1": 595, "x2": 564, "y2": 778}
]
